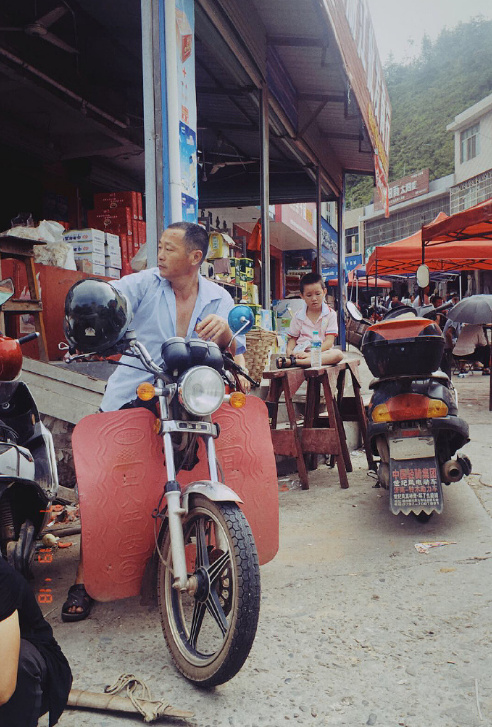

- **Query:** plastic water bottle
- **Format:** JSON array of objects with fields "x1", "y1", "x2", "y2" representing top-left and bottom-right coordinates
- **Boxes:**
[{"x1": 311, "y1": 330, "x2": 322, "y2": 368}]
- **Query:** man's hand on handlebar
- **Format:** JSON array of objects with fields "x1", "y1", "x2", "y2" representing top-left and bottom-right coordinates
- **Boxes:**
[{"x1": 195, "y1": 314, "x2": 232, "y2": 347}]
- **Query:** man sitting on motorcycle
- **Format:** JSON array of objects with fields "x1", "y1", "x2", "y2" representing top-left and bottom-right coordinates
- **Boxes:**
[{"x1": 62, "y1": 221, "x2": 247, "y2": 621}]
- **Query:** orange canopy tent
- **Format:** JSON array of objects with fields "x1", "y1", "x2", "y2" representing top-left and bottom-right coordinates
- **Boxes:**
[
  {"x1": 421, "y1": 197, "x2": 492, "y2": 243},
  {"x1": 366, "y1": 211, "x2": 492, "y2": 276},
  {"x1": 326, "y1": 272, "x2": 391, "y2": 288}
]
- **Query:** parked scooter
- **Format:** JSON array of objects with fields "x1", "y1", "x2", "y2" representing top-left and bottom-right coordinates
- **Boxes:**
[
  {"x1": 62, "y1": 279, "x2": 264, "y2": 687},
  {"x1": 0, "y1": 279, "x2": 59, "y2": 575},
  {"x1": 361, "y1": 270, "x2": 471, "y2": 520}
]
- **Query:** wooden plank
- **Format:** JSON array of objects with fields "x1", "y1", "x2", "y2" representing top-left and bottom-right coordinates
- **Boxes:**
[
  {"x1": 264, "y1": 367, "x2": 305, "y2": 396},
  {"x1": 21, "y1": 358, "x2": 105, "y2": 424},
  {"x1": 22, "y1": 358, "x2": 107, "y2": 391},
  {"x1": 281, "y1": 376, "x2": 309, "y2": 488},
  {"x1": 21, "y1": 372, "x2": 103, "y2": 423},
  {"x1": 301, "y1": 428, "x2": 339, "y2": 453},
  {"x1": 3, "y1": 300, "x2": 43, "y2": 312},
  {"x1": 270, "y1": 429, "x2": 297, "y2": 457}
]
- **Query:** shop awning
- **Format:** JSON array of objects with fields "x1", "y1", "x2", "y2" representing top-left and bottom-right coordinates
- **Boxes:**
[
  {"x1": 194, "y1": 0, "x2": 390, "y2": 207},
  {"x1": 366, "y1": 211, "x2": 492, "y2": 276},
  {"x1": 421, "y1": 197, "x2": 492, "y2": 243}
]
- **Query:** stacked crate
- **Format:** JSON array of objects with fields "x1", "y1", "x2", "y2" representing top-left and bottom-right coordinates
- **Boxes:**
[
  {"x1": 105, "y1": 232, "x2": 122, "y2": 279},
  {"x1": 87, "y1": 191, "x2": 145, "y2": 276},
  {"x1": 63, "y1": 228, "x2": 106, "y2": 276}
]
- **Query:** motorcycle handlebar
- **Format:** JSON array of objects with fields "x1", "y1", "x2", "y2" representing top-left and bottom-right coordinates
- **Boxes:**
[
  {"x1": 18, "y1": 332, "x2": 40, "y2": 345},
  {"x1": 222, "y1": 353, "x2": 259, "y2": 387}
]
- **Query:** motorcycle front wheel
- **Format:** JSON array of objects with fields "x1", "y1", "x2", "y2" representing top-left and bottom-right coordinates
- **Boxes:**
[{"x1": 157, "y1": 494, "x2": 261, "y2": 687}]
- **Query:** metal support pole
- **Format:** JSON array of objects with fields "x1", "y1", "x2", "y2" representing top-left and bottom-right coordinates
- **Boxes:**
[
  {"x1": 164, "y1": 0, "x2": 182, "y2": 223},
  {"x1": 316, "y1": 166, "x2": 322, "y2": 276},
  {"x1": 337, "y1": 176, "x2": 346, "y2": 350},
  {"x1": 260, "y1": 84, "x2": 271, "y2": 309},
  {"x1": 141, "y1": 0, "x2": 162, "y2": 267}
]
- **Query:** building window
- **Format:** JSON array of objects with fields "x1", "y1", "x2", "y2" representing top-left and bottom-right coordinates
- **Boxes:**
[
  {"x1": 345, "y1": 226, "x2": 359, "y2": 255},
  {"x1": 460, "y1": 123, "x2": 480, "y2": 163}
]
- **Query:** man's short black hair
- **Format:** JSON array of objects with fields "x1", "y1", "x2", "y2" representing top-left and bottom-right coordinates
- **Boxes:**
[
  {"x1": 300, "y1": 272, "x2": 325, "y2": 293},
  {"x1": 167, "y1": 222, "x2": 209, "y2": 263}
]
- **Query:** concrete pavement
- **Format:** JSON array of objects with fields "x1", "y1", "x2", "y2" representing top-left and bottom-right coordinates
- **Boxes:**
[{"x1": 35, "y1": 358, "x2": 492, "y2": 727}]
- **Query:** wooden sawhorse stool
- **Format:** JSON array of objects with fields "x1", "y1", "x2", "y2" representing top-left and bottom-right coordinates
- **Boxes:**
[
  {"x1": 303, "y1": 360, "x2": 375, "y2": 489},
  {"x1": 264, "y1": 367, "x2": 310, "y2": 489},
  {"x1": 0, "y1": 236, "x2": 48, "y2": 361},
  {"x1": 265, "y1": 360, "x2": 375, "y2": 490},
  {"x1": 332, "y1": 359, "x2": 375, "y2": 474}
]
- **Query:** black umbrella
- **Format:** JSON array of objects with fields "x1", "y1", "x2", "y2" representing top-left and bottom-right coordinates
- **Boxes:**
[{"x1": 447, "y1": 295, "x2": 492, "y2": 324}]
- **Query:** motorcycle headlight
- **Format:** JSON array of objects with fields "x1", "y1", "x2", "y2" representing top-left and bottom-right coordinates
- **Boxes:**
[{"x1": 178, "y1": 365, "x2": 225, "y2": 416}]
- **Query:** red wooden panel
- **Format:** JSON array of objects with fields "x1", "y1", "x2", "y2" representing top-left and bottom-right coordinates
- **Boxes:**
[{"x1": 73, "y1": 397, "x2": 278, "y2": 601}]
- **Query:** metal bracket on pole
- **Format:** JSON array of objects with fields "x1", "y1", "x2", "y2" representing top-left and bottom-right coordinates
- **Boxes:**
[{"x1": 260, "y1": 83, "x2": 271, "y2": 310}]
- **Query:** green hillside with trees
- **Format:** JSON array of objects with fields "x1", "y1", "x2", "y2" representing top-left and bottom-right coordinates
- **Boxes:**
[{"x1": 345, "y1": 17, "x2": 492, "y2": 210}]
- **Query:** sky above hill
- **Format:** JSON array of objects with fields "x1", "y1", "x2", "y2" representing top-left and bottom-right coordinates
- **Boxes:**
[{"x1": 365, "y1": 0, "x2": 492, "y2": 64}]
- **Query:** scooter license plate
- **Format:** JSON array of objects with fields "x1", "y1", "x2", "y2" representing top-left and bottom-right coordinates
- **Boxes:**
[
  {"x1": 389, "y1": 435, "x2": 435, "y2": 461},
  {"x1": 389, "y1": 456, "x2": 443, "y2": 515}
]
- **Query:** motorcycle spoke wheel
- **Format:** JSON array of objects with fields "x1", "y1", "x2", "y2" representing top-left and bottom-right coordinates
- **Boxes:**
[{"x1": 158, "y1": 495, "x2": 260, "y2": 687}]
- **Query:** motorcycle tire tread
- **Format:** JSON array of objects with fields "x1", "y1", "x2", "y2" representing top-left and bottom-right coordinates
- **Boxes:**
[{"x1": 158, "y1": 497, "x2": 261, "y2": 688}]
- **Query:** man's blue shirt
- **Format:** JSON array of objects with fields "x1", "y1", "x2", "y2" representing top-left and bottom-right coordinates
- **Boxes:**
[{"x1": 100, "y1": 268, "x2": 245, "y2": 411}]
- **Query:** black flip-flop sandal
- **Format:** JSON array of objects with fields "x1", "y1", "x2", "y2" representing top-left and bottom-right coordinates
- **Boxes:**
[
  {"x1": 276, "y1": 355, "x2": 296, "y2": 369},
  {"x1": 61, "y1": 583, "x2": 94, "y2": 622}
]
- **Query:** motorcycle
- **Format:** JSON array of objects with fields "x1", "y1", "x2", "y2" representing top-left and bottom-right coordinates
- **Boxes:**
[
  {"x1": 0, "y1": 279, "x2": 59, "y2": 576},
  {"x1": 62, "y1": 280, "x2": 278, "y2": 688},
  {"x1": 361, "y1": 291, "x2": 471, "y2": 521}
]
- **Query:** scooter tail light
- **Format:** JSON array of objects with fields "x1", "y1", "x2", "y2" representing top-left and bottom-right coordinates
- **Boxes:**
[
  {"x1": 372, "y1": 394, "x2": 448, "y2": 422},
  {"x1": 427, "y1": 399, "x2": 448, "y2": 418}
]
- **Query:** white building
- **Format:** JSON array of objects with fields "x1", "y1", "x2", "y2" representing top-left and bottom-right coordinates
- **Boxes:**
[{"x1": 447, "y1": 93, "x2": 492, "y2": 213}]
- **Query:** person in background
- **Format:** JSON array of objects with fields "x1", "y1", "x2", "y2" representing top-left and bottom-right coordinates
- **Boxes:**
[
  {"x1": 413, "y1": 285, "x2": 431, "y2": 308},
  {"x1": 389, "y1": 290, "x2": 403, "y2": 310},
  {"x1": 0, "y1": 558, "x2": 72, "y2": 727},
  {"x1": 431, "y1": 293, "x2": 446, "y2": 329},
  {"x1": 441, "y1": 317, "x2": 462, "y2": 378},
  {"x1": 452, "y1": 323, "x2": 490, "y2": 375},
  {"x1": 401, "y1": 289, "x2": 411, "y2": 306},
  {"x1": 276, "y1": 272, "x2": 344, "y2": 368}
]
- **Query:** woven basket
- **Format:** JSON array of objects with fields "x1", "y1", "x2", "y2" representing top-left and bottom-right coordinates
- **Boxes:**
[{"x1": 245, "y1": 329, "x2": 277, "y2": 382}]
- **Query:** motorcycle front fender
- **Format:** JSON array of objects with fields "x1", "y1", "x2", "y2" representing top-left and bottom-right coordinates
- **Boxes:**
[{"x1": 181, "y1": 479, "x2": 243, "y2": 514}]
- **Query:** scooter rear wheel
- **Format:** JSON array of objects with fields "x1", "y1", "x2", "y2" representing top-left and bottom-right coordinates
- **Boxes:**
[{"x1": 157, "y1": 495, "x2": 261, "y2": 687}]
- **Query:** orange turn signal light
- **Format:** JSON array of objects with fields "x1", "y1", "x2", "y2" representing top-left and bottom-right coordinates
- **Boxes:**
[
  {"x1": 229, "y1": 391, "x2": 246, "y2": 409},
  {"x1": 136, "y1": 382, "x2": 156, "y2": 401}
]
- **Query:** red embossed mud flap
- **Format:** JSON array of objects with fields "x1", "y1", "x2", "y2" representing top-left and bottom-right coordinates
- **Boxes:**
[
  {"x1": 72, "y1": 398, "x2": 278, "y2": 602},
  {"x1": 389, "y1": 452, "x2": 443, "y2": 516}
]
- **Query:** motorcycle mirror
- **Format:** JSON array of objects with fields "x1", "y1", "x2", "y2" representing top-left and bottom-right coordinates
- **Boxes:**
[
  {"x1": 416, "y1": 264, "x2": 430, "y2": 289},
  {"x1": 0, "y1": 278, "x2": 15, "y2": 307},
  {"x1": 228, "y1": 305, "x2": 255, "y2": 335},
  {"x1": 346, "y1": 301, "x2": 363, "y2": 321}
]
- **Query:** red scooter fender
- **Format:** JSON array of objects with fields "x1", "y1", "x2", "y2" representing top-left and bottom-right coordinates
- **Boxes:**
[{"x1": 72, "y1": 396, "x2": 278, "y2": 601}]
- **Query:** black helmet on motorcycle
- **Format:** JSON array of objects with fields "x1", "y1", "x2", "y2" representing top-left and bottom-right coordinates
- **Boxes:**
[{"x1": 64, "y1": 279, "x2": 132, "y2": 353}]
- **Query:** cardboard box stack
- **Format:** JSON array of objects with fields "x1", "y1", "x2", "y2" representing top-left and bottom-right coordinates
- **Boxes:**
[
  {"x1": 63, "y1": 228, "x2": 106, "y2": 276},
  {"x1": 87, "y1": 191, "x2": 145, "y2": 275},
  {"x1": 105, "y1": 232, "x2": 122, "y2": 279}
]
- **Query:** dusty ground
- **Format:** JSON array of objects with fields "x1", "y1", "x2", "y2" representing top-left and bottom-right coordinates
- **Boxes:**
[{"x1": 36, "y1": 364, "x2": 492, "y2": 727}]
